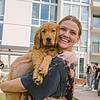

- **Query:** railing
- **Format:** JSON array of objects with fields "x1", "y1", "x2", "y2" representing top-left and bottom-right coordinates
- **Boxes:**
[
  {"x1": 93, "y1": 17, "x2": 100, "y2": 28},
  {"x1": 92, "y1": 42, "x2": 100, "y2": 53},
  {"x1": 94, "y1": 0, "x2": 100, "y2": 2}
]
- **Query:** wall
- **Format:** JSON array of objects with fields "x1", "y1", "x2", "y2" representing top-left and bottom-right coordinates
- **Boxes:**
[{"x1": 2, "y1": 0, "x2": 32, "y2": 47}]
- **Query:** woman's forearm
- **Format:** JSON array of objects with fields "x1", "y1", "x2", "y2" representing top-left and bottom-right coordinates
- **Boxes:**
[{"x1": 0, "y1": 78, "x2": 27, "y2": 92}]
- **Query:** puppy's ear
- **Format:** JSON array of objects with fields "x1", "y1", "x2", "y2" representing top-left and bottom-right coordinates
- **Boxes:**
[
  {"x1": 33, "y1": 28, "x2": 41, "y2": 49},
  {"x1": 55, "y1": 25, "x2": 60, "y2": 45}
]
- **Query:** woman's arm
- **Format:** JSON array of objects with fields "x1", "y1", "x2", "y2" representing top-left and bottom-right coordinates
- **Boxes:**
[
  {"x1": 0, "y1": 57, "x2": 65, "y2": 100},
  {"x1": 0, "y1": 78, "x2": 27, "y2": 92},
  {"x1": 21, "y1": 65, "x2": 61, "y2": 99}
]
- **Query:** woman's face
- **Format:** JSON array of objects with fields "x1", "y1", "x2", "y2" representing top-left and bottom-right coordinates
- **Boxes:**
[{"x1": 58, "y1": 20, "x2": 80, "y2": 51}]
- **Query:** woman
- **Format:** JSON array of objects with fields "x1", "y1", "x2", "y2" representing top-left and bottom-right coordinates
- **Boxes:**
[{"x1": 0, "y1": 15, "x2": 82, "y2": 100}]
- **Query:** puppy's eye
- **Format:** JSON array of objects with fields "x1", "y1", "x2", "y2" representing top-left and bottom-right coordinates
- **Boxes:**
[
  {"x1": 42, "y1": 30, "x2": 46, "y2": 33},
  {"x1": 51, "y1": 29, "x2": 56, "y2": 32}
]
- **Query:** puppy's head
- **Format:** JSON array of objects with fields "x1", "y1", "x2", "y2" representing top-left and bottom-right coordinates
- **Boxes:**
[
  {"x1": 34, "y1": 22, "x2": 59, "y2": 49},
  {"x1": 40, "y1": 22, "x2": 59, "y2": 47}
]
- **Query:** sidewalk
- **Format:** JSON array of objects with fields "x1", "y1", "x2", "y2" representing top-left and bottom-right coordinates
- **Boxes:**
[{"x1": 74, "y1": 85, "x2": 100, "y2": 100}]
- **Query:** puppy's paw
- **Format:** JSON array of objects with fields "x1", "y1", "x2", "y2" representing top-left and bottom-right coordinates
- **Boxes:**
[
  {"x1": 33, "y1": 75, "x2": 43, "y2": 85},
  {"x1": 38, "y1": 66, "x2": 48, "y2": 76}
]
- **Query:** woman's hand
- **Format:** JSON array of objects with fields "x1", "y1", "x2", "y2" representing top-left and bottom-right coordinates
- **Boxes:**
[{"x1": 0, "y1": 78, "x2": 27, "y2": 92}]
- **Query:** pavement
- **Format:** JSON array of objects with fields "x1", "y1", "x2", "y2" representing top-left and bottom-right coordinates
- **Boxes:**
[
  {"x1": 0, "y1": 85, "x2": 100, "y2": 100},
  {"x1": 74, "y1": 85, "x2": 100, "y2": 100}
]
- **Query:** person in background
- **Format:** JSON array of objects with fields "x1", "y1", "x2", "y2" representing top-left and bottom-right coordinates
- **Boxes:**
[
  {"x1": 0, "y1": 60, "x2": 4, "y2": 84},
  {"x1": 90, "y1": 64, "x2": 96, "y2": 91},
  {"x1": 97, "y1": 65, "x2": 100, "y2": 96},
  {"x1": 94, "y1": 63, "x2": 100, "y2": 91},
  {"x1": 0, "y1": 15, "x2": 82, "y2": 100},
  {"x1": 0, "y1": 60, "x2": 4, "y2": 69},
  {"x1": 86, "y1": 64, "x2": 92, "y2": 90}
]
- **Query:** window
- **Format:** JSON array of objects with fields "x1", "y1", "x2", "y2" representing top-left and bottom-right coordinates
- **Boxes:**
[
  {"x1": 0, "y1": 0, "x2": 5, "y2": 21},
  {"x1": 0, "y1": 0, "x2": 5, "y2": 44},
  {"x1": 80, "y1": 30, "x2": 88, "y2": 46},
  {"x1": 63, "y1": 4, "x2": 70, "y2": 17},
  {"x1": 81, "y1": 6, "x2": 88, "y2": 21},
  {"x1": 31, "y1": 0, "x2": 57, "y2": 46},
  {"x1": 32, "y1": 3, "x2": 39, "y2": 25},
  {"x1": 92, "y1": 35, "x2": 100, "y2": 53},
  {"x1": 72, "y1": 0, "x2": 80, "y2": 2},
  {"x1": 92, "y1": 42, "x2": 100, "y2": 53},
  {"x1": 32, "y1": 3, "x2": 39, "y2": 19},
  {"x1": 41, "y1": 4, "x2": 49, "y2": 20},
  {"x1": 82, "y1": 22, "x2": 88, "y2": 29},
  {"x1": 64, "y1": 0, "x2": 71, "y2": 1},
  {"x1": 82, "y1": 0, "x2": 89, "y2": 3},
  {"x1": 50, "y1": 5, "x2": 57, "y2": 21},
  {"x1": 51, "y1": 0, "x2": 58, "y2": 3},
  {"x1": 93, "y1": 16, "x2": 100, "y2": 28},
  {"x1": 72, "y1": 5, "x2": 80, "y2": 18},
  {"x1": 32, "y1": 1, "x2": 57, "y2": 25},
  {"x1": 0, "y1": 23, "x2": 3, "y2": 44},
  {"x1": 34, "y1": 0, "x2": 40, "y2": 1},
  {"x1": 30, "y1": 27, "x2": 38, "y2": 47},
  {"x1": 63, "y1": 2, "x2": 80, "y2": 19},
  {"x1": 80, "y1": 47, "x2": 87, "y2": 52},
  {"x1": 80, "y1": 30, "x2": 88, "y2": 52},
  {"x1": 42, "y1": 0, "x2": 49, "y2": 2}
]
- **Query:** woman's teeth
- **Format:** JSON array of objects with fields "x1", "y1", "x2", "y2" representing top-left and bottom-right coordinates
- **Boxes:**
[{"x1": 60, "y1": 36, "x2": 70, "y2": 43}]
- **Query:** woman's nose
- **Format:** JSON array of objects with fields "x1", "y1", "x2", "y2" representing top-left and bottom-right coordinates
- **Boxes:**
[{"x1": 64, "y1": 30, "x2": 70, "y2": 37}]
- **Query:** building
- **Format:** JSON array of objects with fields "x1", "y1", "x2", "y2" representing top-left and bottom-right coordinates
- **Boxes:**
[
  {"x1": 90, "y1": 0, "x2": 100, "y2": 64},
  {"x1": 0, "y1": 0, "x2": 99, "y2": 79}
]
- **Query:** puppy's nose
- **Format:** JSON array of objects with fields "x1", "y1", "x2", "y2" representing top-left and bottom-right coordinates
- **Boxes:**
[{"x1": 46, "y1": 37, "x2": 51, "y2": 42}]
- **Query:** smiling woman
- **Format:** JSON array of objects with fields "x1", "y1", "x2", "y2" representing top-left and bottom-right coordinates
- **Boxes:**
[{"x1": 58, "y1": 16, "x2": 82, "y2": 52}]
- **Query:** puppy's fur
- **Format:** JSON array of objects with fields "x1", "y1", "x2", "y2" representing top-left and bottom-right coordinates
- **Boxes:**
[{"x1": 6, "y1": 22, "x2": 59, "y2": 100}]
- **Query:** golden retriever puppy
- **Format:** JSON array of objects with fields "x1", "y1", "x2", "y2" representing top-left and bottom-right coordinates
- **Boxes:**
[
  {"x1": 32, "y1": 22, "x2": 59, "y2": 84},
  {"x1": 5, "y1": 22, "x2": 59, "y2": 100}
]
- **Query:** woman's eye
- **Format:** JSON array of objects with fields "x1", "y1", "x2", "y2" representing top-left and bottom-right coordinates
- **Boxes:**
[
  {"x1": 70, "y1": 31, "x2": 76, "y2": 35},
  {"x1": 60, "y1": 27, "x2": 66, "y2": 31}
]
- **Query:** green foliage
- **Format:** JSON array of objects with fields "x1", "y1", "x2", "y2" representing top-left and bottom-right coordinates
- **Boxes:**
[
  {"x1": 0, "y1": 93, "x2": 6, "y2": 100},
  {"x1": 73, "y1": 97, "x2": 79, "y2": 100}
]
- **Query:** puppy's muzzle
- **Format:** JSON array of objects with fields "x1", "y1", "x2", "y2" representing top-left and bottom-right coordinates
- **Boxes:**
[{"x1": 46, "y1": 37, "x2": 51, "y2": 44}]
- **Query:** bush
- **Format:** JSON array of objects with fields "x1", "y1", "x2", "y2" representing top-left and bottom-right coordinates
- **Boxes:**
[{"x1": 0, "y1": 93, "x2": 6, "y2": 100}]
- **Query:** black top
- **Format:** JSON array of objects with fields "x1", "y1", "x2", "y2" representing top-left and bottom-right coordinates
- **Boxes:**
[
  {"x1": 95, "y1": 68, "x2": 100, "y2": 78},
  {"x1": 21, "y1": 57, "x2": 67, "y2": 100}
]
